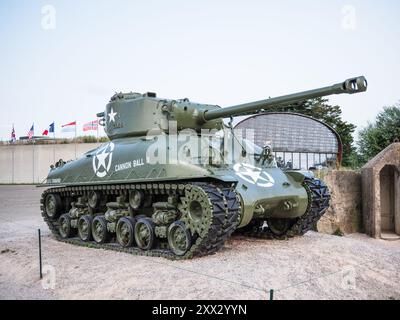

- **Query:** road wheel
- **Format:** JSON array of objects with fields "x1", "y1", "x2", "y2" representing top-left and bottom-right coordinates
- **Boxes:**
[
  {"x1": 92, "y1": 216, "x2": 109, "y2": 244},
  {"x1": 116, "y1": 217, "x2": 136, "y2": 247},
  {"x1": 168, "y1": 221, "x2": 192, "y2": 256},
  {"x1": 134, "y1": 217, "x2": 155, "y2": 250},
  {"x1": 59, "y1": 214, "x2": 73, "y2": 239},
  {"x1": 78, "y1": 215, "x2": 93, "y2": 241}
]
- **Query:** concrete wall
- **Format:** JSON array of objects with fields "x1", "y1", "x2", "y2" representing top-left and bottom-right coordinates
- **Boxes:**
[
  {"x1": 361, "y1": 168, "x2": 376, "y2": 237},
  {"x1": 395, "y1": 170, "x2": 400, "y2": 235},
  {"x1": 317, "y1": 170, "x2": 363, "y2": 235},
  {"x1": 0, "y1": 143, "x2": 101, "y2": 184}
]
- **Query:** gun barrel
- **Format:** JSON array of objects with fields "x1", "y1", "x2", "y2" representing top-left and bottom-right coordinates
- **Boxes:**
[{"x1": 202, "y1": 76, "x2": 367, "y2": 122}]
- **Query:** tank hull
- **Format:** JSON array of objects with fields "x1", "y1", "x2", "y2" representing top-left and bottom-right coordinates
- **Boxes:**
[{"x1": 46, "y1": 138, "x2": 311, "y2": 229}]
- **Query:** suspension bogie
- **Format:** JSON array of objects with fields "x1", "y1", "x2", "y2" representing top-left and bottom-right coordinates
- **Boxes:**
[{"x1": 40, "y1": 181, "x2": 240, "y2": 259}]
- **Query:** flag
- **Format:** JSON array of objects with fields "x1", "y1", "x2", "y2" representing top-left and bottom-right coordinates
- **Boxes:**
[
  {"x1": 83, "y1": 120, "x2": 98, "y2": 132},
  {"x1": 61, "y1": 121, "x2": 76, "y2": 133},
  {"x1": 42, "y1": 122, "x2": 55, "y2": 136},
  {"x1": 27, "y1": 124, "x2": 34, "y2": 140},
  {"x1": 11, "y1": 125, "x2": 16, "y2": 143}
]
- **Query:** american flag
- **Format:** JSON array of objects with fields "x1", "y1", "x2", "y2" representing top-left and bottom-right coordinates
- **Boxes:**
[
  {"x1": 83, "y1": 119, "x2": 99, "y2": 132},
  {"x1": 27, "y1": 124, "x2": 34, "y2": 140}
]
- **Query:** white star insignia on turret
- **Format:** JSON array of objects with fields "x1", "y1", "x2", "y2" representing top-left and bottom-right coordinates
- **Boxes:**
[{"x1": 108, "y1": 108, "x2": 118, "y2": 122}]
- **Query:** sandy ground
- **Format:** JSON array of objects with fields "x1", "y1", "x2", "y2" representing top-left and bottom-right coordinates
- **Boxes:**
[{"x1": 0, "y1": 185, "x2": 399, "y2": 300}]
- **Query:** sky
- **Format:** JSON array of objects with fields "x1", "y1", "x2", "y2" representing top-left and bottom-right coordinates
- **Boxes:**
[{"x1": 0, "y1": 0, "x2": 399, "y2": 141}]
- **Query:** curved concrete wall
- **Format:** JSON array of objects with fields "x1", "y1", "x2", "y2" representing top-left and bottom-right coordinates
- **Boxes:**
[{"x1": 0, "y1": 143, "x2": 101, "y2": 184}]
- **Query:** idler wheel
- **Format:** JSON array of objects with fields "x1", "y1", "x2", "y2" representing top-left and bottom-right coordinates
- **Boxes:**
[
  {"x1": 58, "y1": 214, "x2": 74, "y2": 239},
  {"x1": 116, "y1": 217, "x2": 137, "y2": 247},
  {"x1": 134, "y1": 217, "x2": 155, "y2": 250},
  {"x1": 168, "y1": 221, "x2": 192, "y2": 256},
  {"x1": 78, "y1": 215, "x2": 93, "y2": 241},
  {"x1": 45, "y1": 193, "x2": 62, "y2": 219},
  {"x1": 266, "y1": 218, "x2": 292, "y2": 236},
  {"x1": 92, "y1": 216, "x2": 109, "y2": 244}
]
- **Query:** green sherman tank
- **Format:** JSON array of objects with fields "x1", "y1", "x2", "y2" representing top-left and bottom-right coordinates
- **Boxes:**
[{"x1": 40, "y1": 76, "x2": 367, "y2": 259}]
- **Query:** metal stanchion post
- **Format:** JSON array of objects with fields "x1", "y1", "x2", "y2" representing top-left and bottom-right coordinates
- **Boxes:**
[{"x1": 38, "y1": 229, "x2": 42, "y2": 279}]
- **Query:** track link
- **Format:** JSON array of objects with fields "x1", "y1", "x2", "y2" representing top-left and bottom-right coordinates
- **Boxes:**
[{"x1": 40, "y1": 181, "x2": 240, "y2": 260}]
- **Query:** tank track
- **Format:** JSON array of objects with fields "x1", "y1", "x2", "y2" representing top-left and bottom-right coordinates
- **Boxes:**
[
  {"x1": 238, "y1": 177, "x2": 331, "y2": 240},
  {"x1": 40, "y1": 181, "x2": 240, "y2": 260}
]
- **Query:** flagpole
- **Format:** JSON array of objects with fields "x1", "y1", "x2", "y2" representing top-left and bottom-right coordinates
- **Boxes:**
[
  {"x1": 12, "y1": 144, "x2": 15, "y2": 183},
  {"x1": 75, "y1": 120, "x2": 77, "y2": 159},
  {"x1": 12, "y1": 123, "x2": 15, "y2": 184},
  {"x1": 32, "y1": 123, "x2": 35, "y2": 184},
  {"x1": 53, "y1": 123, "x2": 56, "y2": 164}
]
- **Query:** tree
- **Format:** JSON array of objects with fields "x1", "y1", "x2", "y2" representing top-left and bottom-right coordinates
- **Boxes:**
[
  {"x1": 357, "y1": 103, "x2": 400, "y2": 164},
  {"x1": 267, "y1": 97, "x2": 357, "y2": 167}
]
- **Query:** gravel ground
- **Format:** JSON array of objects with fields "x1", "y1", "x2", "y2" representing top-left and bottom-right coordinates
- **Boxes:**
[{"x1": 0, "y1": 185, "x2": 399, "y2": 300}]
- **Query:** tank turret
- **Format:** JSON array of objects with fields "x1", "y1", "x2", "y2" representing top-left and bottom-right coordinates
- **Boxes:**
[{"x1": 98, "y1": 92, "x2": 223, "y2": 140}]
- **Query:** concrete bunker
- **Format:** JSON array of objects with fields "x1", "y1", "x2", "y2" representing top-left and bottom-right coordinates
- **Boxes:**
[{"x1": 362, "y1": 143, "x2": 400, "y2": 239}]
